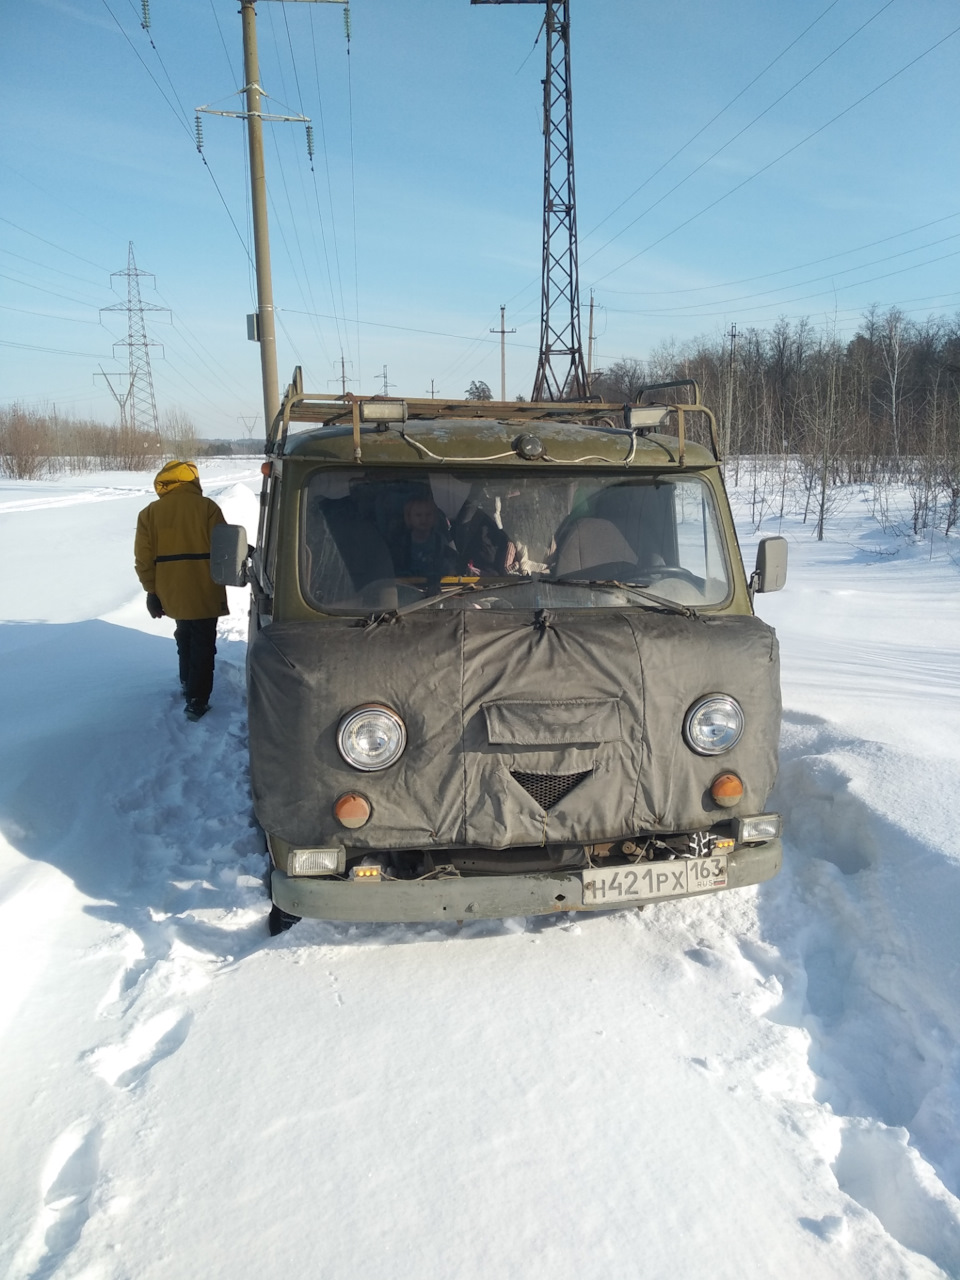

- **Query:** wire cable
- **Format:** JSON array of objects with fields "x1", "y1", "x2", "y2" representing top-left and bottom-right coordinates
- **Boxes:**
[
  {"x1": 582, "y1": 0, "x2": 845, "y2": 244},
  {"x1": 590, "y1": 21, "x2": 960, "y2": 289},
  {"x1": 600, "y1": 211, "x2": 960, "y2": 297},
  {"x1": 583, "y1": 0, "x2": 898, "y2": 267},
  {"x1": 101, "y1": 0, "x2": 252, "y2": 263}
]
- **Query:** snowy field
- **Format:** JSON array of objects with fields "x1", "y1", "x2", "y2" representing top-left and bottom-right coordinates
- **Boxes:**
[{"x1": 2, "y1": 459, "x2": 960, "y2": 1280}]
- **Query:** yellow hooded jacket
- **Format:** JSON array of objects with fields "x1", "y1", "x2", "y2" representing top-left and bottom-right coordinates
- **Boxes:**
[{"x1": 134, "y1": 461, "x2": 228, "y2": 620}]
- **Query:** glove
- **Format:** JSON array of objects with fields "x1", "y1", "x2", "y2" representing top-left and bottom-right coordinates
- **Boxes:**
[{"x1": 146, "y1": 592, "x2": 165, "y2": 619}]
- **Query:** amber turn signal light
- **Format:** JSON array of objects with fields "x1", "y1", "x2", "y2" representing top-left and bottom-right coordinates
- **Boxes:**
[
  {"x1": 710, "y1": 773, "x2": 744, "y2": 808},
  {"x1": 334, "y1": 792, "x2": 372, "y2": 829}
]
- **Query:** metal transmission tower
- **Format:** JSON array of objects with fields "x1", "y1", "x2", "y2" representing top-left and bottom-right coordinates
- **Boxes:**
[
  {"x1": 101, "y1": 242, "x2": 168, "y2": 442},
  {"x1": 472, "y1": 0, "x2": 588, "y2": 401}
]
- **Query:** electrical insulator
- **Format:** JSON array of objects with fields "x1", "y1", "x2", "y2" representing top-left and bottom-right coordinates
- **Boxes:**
[
  {"x1": 343, "y1": 5, "x2": 351, "y2": 42},
  {"x1": 141, "y1": 0, "x2": 150, "y2": 29},
  {"x1": 305, "y1": 124, "x2": 315, "y2": 161},
  {"x1": 195, "y1": 114, "x2": 204, "y2": 152}
]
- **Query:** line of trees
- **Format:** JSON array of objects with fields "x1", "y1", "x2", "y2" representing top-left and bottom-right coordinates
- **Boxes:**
[
  {"x1": 593, "y1": 307, "x2": 960, "y2": 537},
  {"x1": 0, "y1": 406, "x2": 251, "y2": 479},
  {"x1": 7, "y1": 307, "x2": 960, "y2": 539}
]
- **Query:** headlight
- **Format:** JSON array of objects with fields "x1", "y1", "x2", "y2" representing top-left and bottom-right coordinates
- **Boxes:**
[
  {"x1": 683, "y1": 695, "x2": 744, "y2": 755},
  {"x1": 337, "y1": 704, "x2": 407, "y2": 771}
]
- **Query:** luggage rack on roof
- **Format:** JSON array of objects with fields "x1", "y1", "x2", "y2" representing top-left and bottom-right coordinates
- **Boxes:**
[{"x1": 266, "y1": 367, "x2": 721, "y2": 465}]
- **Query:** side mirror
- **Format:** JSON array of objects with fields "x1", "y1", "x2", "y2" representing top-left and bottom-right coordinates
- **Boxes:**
[
  {"x1": 211, "y1": 523, "x2": 249, "y2": 587},
  {"x1": 751, "y1": 536, "x2": 788, "y2": 594}
]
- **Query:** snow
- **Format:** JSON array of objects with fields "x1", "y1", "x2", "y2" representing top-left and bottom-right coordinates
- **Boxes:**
[{"x1": 2, "y1": 461, "x2": 960, "y2": 1279}]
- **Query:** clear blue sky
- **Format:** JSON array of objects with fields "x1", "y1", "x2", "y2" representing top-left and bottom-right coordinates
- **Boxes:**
[{"x1": 3, "y1": 0, "x2": 959, "y2": 435}]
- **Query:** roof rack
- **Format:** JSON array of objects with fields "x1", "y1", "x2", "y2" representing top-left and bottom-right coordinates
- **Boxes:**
[{"x1": 267, "y1": 368, "x2": 721, "y2": 464}]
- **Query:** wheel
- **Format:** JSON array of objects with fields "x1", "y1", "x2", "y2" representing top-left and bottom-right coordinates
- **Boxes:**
[{"x1": 268, "y1": 904, "x2": 301, "y2": 935}]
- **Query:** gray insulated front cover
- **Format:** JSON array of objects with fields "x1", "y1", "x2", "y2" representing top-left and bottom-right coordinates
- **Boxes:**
[{"x1": 247, "y1": 610, "x2": 781, "y2": 851}]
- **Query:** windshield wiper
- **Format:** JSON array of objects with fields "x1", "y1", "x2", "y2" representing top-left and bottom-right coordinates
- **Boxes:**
[
  {"x1": 367, "y1": 572, "x2": 696, "y2": 623},
  {"x1": 550, "y1": 577, "x2": 698, "y2": 617},
  {"x1": 384, "y1": 575, "x2": 537, "y2": 619}
]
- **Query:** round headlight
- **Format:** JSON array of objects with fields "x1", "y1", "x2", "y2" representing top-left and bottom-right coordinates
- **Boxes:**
[
  {"x1": 683, "y1": 695, "x2": 744, "y2": 755},
  {"x1": 337, "y1": 704, "x2": 407, "y2": 771}
]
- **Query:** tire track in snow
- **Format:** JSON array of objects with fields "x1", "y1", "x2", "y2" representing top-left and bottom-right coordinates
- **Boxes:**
[{"x1": 751, "y1": 711, "x2": 960, "y2": 1276}]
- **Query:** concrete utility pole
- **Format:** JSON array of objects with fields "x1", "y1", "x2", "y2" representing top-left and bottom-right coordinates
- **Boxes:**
[
  {"x1": 489, "y1": 305, "x2": 516, "y2": 401},
  {"x1": 725, "y1": 322, "x2": 738, "y2": 456},
  {"x1": 199, "y1": 0, "x2": 340, "y2": 440},
  {"x1": 240, "y1": 0, "x2": 280, "y2": 436},
  {"x1": 586, "y1": 289, "x2": 595, "y2": 392}
]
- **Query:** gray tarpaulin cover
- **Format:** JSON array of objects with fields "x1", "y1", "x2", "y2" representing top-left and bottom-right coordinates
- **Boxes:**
[{"x1": 247, "y1": 609, "x2": 781, "y2": 850}]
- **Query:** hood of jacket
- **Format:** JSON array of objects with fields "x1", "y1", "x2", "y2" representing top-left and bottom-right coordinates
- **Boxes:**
[{"x1": 154, "y1": 460, "x2": 202, "y2": 496}]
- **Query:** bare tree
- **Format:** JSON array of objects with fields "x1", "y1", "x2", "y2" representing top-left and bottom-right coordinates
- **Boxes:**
[
  {"x1": 0, "y1": 406, "x2": 53, "y2": 479},
  {"x1": 591, "y1": 356, "x2": 647, "y2": 402},
  {"x1": 162, "y1": 407, "x2": 199, "y2": 460}
]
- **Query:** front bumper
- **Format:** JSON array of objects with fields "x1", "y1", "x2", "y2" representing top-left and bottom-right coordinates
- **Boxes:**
[{"x1": 271, "y1": 839, "x2": 782, "y2": 924}]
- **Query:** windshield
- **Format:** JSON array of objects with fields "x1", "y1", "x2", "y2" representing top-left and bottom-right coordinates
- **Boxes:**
[{"x1": 299, "y1": 468, "x2": 731, "y2": 613}]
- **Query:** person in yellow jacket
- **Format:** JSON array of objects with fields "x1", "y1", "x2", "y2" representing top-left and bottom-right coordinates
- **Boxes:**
[{"x1": 135, "y1": 460, "x2": 228, "y2": 721}]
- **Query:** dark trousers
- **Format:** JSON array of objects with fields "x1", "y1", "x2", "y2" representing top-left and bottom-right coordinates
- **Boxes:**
[{"x1": 175, "y1": 618, "x2": 218, "y2": 705}]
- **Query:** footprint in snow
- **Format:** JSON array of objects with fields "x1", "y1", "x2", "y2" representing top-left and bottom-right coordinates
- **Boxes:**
[
  {"x1": 11, "y1": 1121, "x2": 101, "y2": 1280},
  {"x1": 833, "y1": 1118, "x2": 960, "y2": 1276},
  {"x1": 87, "y1": 1007, "x2": 193, "y2": 1090}
]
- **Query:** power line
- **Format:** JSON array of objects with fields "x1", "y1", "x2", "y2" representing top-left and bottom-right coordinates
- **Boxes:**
[
  {"x1": 600, "y1": 211, "x2": 960, "y2": 297},
  {"x1": 0, "y1": 217, "x2": 111, "y2": 273},
  {"x1": 0, "y1": 249, "x2": 105, "y2": 291},
  {"x1": 583, "y1": 0, "x2": 898, "y2": 269},
  {"x1": 102, "y1": 0, "x2": 253, "y2": 262},
  {"x1": 604, "y1": 234, "x2": 960, "y2": 318},
  {"x1": 581, "y1": 0, "x2": 845, "y2": 245},
  {"x1": 0, "y1": 305, "x2": 104, "y2": 326},
  {"x1": 590, "y1": 21, "x2": 960, "y2": 289},
  {"x1": 0, "y1": 339, "x2": 111, "y2": 357},
  {"x1": 280, "y1": 307, "x2": 538, "y2": 349},
  {"x1": 0, "y1": 271, "x2": 102, "y2": 309}
]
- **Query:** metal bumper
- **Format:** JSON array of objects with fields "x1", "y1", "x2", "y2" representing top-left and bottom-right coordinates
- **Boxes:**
[{"x1": 271, "y1": 839, "x2": 782, "y2": 924}]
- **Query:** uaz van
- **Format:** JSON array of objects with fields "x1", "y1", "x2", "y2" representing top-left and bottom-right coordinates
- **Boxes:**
[{"x1": 212, "y1": 374, "x2": 786, "y2": 931}]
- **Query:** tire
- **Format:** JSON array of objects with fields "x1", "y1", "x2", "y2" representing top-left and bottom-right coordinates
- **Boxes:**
[{"x1": 268, "y1": 904, "x2": 301, "y2": 935}]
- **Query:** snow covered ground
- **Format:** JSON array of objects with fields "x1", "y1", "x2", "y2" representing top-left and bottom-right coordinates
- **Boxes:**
[{"x1": 1, "y1": 460, "x2": 959, "y2": 1279}]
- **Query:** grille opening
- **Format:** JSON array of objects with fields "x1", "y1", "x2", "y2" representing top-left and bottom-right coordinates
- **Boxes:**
[{"x1": 510, "y1": 769, "x2": 591, "y2": 810}]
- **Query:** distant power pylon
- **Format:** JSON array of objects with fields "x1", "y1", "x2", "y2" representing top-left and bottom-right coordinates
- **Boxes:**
[
  {"x1": 100, "y1": 243, "x2": 168, "y2": 443},
  {"x1": 472, "y1": 0, "x2": 589, "y2": 401}
]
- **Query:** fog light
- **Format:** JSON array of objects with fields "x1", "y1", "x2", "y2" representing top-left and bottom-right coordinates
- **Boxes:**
[
  {"x1": 334, "y1": 792, "x2": 372, "y2": 829},
  {"x1": 352, "y1": 864, "x2": 382, "y2": 881},
  {"x1": 288, "y1": 846, "x2": 345, "y2": 876},
  {"x1": 710, "y1": 773, "x2": 744, "y2": 808},
  {"x1": 734, "y1": 813, "x2": 782, "y2": 843}
]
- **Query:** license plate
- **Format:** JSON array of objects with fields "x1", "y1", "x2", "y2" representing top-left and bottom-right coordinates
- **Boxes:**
[{"x1": 581, "y1": 855, "x2": 728, "y2": 906}]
